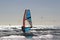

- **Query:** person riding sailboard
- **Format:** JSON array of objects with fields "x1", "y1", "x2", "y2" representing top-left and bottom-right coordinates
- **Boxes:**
[{"x1": 22, "y1": 9, "x2": 32, "y2": 33}]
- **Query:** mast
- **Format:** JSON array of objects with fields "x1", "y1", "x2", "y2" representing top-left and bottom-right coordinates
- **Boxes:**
[{"x1": 23, "y1": 9, "x2": 26, "y2": 27}]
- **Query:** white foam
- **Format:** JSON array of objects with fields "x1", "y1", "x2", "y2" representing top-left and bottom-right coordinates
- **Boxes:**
[
  {"x1": 39, "y1": 34, "x2": 53, "y2": 38},
  {"x1": 0, "y1": 34, "x2": 53, "y2": 40}
]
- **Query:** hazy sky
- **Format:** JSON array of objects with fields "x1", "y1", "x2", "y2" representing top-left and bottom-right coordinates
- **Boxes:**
[{"x1": 0, "y1": 0, "x2": 60, "y2": 25}]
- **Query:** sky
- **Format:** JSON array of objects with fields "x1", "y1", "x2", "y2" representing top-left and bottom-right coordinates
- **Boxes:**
[{"x1": 0, "y1": 0, "x2": 60, "y2": 25}]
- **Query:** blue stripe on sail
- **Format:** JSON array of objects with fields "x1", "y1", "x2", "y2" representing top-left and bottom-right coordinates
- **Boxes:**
[
  {"x1": 26, "y1": 10, "x2": 31, "y2": 22},
  {"x1": 26, "y1": 10, "x2": 31, "y2": 18}
]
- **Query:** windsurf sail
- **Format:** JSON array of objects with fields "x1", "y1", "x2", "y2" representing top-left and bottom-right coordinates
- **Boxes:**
[
  {"x1": 22, "y1": 9, "x2": 32, "y2": 33},
  {"x1": 23, "y1": 9, "x2": 32, "y2": 28}
]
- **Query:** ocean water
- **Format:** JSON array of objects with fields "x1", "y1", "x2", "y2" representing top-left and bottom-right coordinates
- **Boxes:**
[{"x1": 0, "y1": 29, "x2": 60, "y2": 40}]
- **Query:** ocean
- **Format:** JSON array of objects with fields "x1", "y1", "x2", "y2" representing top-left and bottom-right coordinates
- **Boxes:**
[{"x1": 0, "y1": 26, "x2": 60, "y2": 40}]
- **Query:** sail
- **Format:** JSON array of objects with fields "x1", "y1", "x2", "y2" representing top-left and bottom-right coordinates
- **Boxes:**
[{"x1": 23, "y1": 9, "x2": 32, "y2": 28}]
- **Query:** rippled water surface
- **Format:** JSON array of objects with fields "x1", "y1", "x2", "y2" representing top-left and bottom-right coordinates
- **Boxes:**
[{"x1": 0, "y1": 29, "x2": 60, "y2": 40}]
